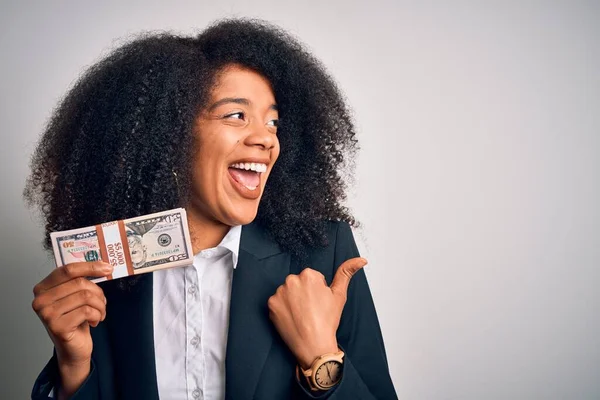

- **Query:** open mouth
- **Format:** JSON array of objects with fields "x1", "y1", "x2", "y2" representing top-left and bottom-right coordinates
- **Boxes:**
[{"x1": 228, "y1": 162, "x2": 267, "y2": 191}]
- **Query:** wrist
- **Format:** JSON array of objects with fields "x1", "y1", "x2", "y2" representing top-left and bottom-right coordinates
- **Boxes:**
[
  {"x1": 57, "y1": 358, "x2": 91, "y2": 398},
  {"x1": 298, "y1": 342, "x2": 339, "y2": 370}
]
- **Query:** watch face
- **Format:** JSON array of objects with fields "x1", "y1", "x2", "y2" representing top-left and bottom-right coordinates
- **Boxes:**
[{"x1": 315, "y1": 360, "x2": 342, "y2": 389}]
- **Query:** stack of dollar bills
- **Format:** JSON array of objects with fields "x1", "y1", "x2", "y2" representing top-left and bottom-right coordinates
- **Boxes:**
[{"x1": 51, "y1": 208, "x2": 193, "y2": 283}]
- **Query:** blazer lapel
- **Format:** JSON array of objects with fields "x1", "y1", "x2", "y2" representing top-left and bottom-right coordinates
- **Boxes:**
[
  {"x1": 225, "y1": 223, "x2": 291, "y2": 400},
  {"x1": 106, "y1": 274, "x2": 159, "y2": 399}
]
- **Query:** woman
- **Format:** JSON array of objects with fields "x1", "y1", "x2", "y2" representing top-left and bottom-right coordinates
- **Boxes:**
[{"x1": 27, "y1": 19, "x2": 397, "y2": 399}]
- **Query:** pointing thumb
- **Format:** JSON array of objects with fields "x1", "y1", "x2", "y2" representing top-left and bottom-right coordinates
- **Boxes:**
[{"x1": 330, "y1": 257, "x2": 368, "y2": 298}]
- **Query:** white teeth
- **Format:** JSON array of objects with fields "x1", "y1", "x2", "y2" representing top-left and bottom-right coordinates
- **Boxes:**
[
  {"x1": 244, "y1": 185, "x2": 257, "y2": 190},
  {"x1": 229, "y1": 162, "x2": 267, "y2": 173}
]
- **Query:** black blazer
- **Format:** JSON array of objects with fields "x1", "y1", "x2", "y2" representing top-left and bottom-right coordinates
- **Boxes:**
[{"x1": 32, "y1": 221, "x2": 398, "y2": 399}]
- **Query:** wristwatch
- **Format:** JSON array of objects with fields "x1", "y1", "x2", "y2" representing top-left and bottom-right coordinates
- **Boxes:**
[{"x1": 296, "y1": 350, "x2": 344, "y2": 391}]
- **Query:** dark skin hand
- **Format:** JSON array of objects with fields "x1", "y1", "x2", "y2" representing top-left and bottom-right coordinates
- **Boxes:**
[
  {"x1": 32, "y1": 261, "x2": 113, "y2": 400},
  {"x1": 268, "y1": 257, "x2": 368, "y2": 369}
]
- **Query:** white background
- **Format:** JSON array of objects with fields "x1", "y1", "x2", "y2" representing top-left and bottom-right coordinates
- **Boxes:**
[{"x1": 1, "y1": 1, "x2": 599, "y2": 398}]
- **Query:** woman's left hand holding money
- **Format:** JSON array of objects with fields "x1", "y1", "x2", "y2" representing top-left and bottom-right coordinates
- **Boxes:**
[{"x1": 267, "y1": 257, "x2": 367, "y2": 369}]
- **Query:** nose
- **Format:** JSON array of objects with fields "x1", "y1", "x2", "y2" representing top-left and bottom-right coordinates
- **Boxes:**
[{"x1": 244, "y1": 120, "x2": 277, "y2": 150}]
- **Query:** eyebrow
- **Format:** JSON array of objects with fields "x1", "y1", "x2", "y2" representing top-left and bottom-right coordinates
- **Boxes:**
[{"x1": 207, "y1": 97, "x2": 278, "y2": 112}]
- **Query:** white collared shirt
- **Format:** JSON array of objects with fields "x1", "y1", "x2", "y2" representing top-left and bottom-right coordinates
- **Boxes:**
[{"x1": 152, "y1": 225, "x2": 241, "y2": 400}]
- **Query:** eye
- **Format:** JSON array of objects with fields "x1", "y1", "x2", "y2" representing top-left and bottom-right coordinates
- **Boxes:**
[
  {"x1": 267, "y1": 119, "x2": 279, "y2": 127},
  {"x1": 224, "y1": 111, "x2": 245, "y2": 120}
]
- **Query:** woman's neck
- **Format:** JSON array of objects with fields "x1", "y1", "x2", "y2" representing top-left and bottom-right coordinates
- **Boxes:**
[{"x1": 186, "y1": 208, "x2": 230, "y2": 254}]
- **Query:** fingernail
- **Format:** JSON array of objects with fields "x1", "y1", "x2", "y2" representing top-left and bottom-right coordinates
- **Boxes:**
[
  {"x1": 103, "y1": 296, "x2": 107, "y2": 304},
  {"x1": 100, "y1": 262, "x2": 113, "y2": 273}
]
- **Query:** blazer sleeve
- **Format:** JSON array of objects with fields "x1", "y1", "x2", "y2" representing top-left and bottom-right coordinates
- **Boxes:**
[
  {"x1": 31, "y1": 296, "x2": 116, "y2": 400},
  {"x1": 326, "y1": 221, "x2": 398, "y2": 400},
  {"x1": 31, "y1": 353, "x2": 101, "y2": 400}
]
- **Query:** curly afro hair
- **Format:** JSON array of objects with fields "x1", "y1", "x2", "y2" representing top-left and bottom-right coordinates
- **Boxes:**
[{"x1": 24, "y1": 18, "x2": 359, "y2": 258}]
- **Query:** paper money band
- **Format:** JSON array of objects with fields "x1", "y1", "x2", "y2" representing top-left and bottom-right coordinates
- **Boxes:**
[
  {"x1": 117, "y1": 220, "x2": 134, "y2": 276},
  {"x1": 95, "y1": 220, "x2": 135, "y2": 280}
]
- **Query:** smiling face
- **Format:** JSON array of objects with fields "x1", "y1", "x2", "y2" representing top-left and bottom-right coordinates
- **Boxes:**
[{"x1": 188, "y1": 65, "x2": 280, "y2": 228}]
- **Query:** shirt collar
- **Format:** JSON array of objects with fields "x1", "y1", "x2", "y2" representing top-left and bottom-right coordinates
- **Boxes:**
[
  {"x1": 219, "y1": 225, "x2": 242, "y2": 268},
  {"x1": 192, "y1": 225, "x2": 242, "y2": 268},
  {"x1": 194, "y1": 225, "x2": 242, "y2": 269}
]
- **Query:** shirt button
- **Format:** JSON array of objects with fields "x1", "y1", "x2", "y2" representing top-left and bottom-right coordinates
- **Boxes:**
[
  {"x1": 188, "y1": 285, "x2": 197, "y2": 295},
  {"x1": 191, "y1": 335, "x2": 200, "y2": 347},
  {"x1": 192, "y1": 388, "x2": 201, "y2": 398}
]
